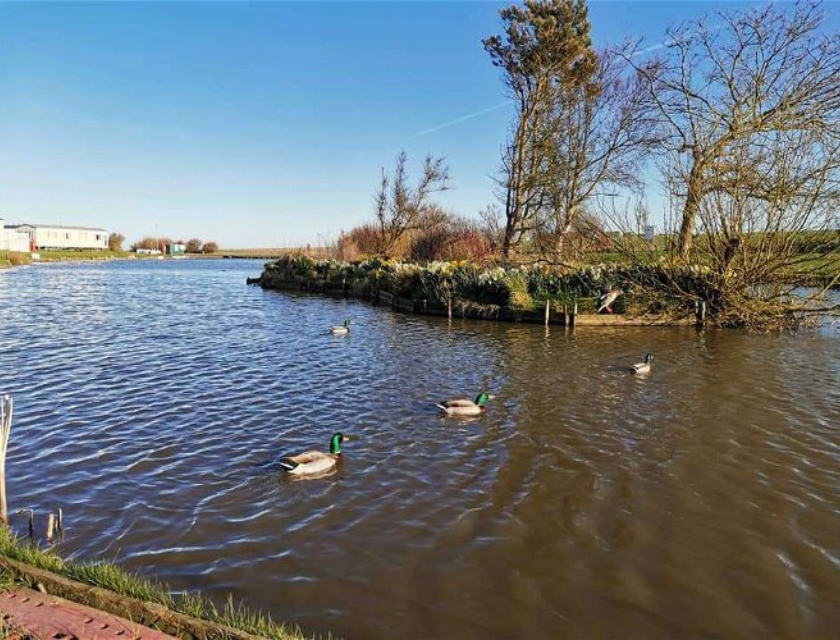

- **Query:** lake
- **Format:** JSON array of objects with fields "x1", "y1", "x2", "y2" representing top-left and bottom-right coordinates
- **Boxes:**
[{"x1": 1, "y1": 259, "x2": 838, "y2": 638}]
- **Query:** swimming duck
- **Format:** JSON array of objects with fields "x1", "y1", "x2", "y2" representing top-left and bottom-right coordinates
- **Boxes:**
[
  {"x1": 597, "y1": 287, "x2": 630, "y2": 314},
  {"x1": 631, "y1": 353, "x2": 654, "y2": 374},
  {"x1": 436, "y1": 392, "x2": 495, "y2": 416},
  {"x1": 279, "y1": 432, "x2": 350, "y2": 476},
  {"x1": 329, "y1": 319, "x2": 351, "y2": 335}
]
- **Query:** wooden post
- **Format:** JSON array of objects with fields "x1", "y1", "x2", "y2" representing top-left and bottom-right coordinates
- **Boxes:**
[
  {"x1": 545, "y1": 300, "x2": 550, "y2": 326},
  {"x1": 695, "y1": 300, "x2": 706, "y2": 326},
  {"x1": 46, "y1": 513, "x2": 55, "y2": 543},
  {"x1": 0, "y1": 394, "x2": 12, "y2": 525},
  {"x1": 570, "y1": 302, "x2": 578, "y2": 327},
  {"x1": 27, "y1": 510, "x2": 34, "y2": 539},
  {"x1": 563, "y1": 305, "x2": 569, "y2": 327},
  {"x1": 447, "y1": 296, "x2": 453, "y2": 321},
  {"x1": 57, "y1": 508, "x2": 64, "y2": 537}
]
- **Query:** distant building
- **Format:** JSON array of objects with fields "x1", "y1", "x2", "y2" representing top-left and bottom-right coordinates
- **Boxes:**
[
  {"x1": 7, "y1": 223, "x2": 108, "y2": 250},
  {"x1": 644, "y1": 225, "x2": 656, "y2": 242},
  {"x1": 166, "y1": 243, "x2": 186, "y2": 256},
  {"x1": 0, "y1": 218, "x2": 32, "y2": 253}
]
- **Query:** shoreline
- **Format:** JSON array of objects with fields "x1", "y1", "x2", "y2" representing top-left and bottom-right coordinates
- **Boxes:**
[{"x1": 253, "y1": 276, "x2": 702, "y2": 327}]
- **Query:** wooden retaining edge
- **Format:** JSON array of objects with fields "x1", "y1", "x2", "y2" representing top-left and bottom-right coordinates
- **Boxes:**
[
  {"x1": 0, "y1": 586, "x2": 176, "y2": 640},
  {"x1": 0, "y1": 557, "x2": 263, "y2": 640},
  {"x1": 258, "y1": 277, "x2": 701, "y2": 327}
]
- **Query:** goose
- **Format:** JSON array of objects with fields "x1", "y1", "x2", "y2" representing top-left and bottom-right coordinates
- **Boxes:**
[
  {"x1": 436, "y1": 392, "x2": 495, "y2": 417},
  {"x1": 279, "y1": 433, "x2": 349, "y2": 476}
]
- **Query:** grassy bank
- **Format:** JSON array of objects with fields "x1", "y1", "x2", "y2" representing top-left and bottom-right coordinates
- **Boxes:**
[{"x1": 0, "y1": 529, "x2": 303, "y2": 639}]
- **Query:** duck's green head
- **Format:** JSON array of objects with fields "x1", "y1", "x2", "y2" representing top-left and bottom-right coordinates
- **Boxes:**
[
  {"x1": 474, "y1": 392, "x2": 495, "y2": 406},
  {"x1": 645, "y1": 353, "x2": 654, "y2": 363},
  {"x1": 330, "y1": 432, "x2": 349, "y2": 455},
  {"x1": 344, "y1": 319, "x2": 351, "y2": 327}
]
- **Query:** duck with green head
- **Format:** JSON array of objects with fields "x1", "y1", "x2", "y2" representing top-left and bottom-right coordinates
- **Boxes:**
[
  {"x1": 329, "y1": 319, "x2": 351, "y2": 336},
  {"x1": 436, "y1": 392, "x2": 495, "y2": 417},
  {"x1": 279, "y1": 432, "x2": 350, "y2": 476}
]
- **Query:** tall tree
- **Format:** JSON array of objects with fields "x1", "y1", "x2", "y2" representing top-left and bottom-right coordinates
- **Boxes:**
[
  {"x1": 484, "y1": 0, "x2": 598, "y2": 260},
  {"x1": 635, "y1": 0, "x2": 840, "y2": 261}
]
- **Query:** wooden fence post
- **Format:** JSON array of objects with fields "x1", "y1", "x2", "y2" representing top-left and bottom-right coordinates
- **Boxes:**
[
  {"x1": 695, "y1": 300, "x2": 706, "y2": 326},
  {"x1": 46, "y1": 513, "x2": 55, "y2": 543},
  {"x1": 545, "y1": 300, "x2": 550, "y2": 326},
  {"x1": 0, "y1": 394, "x2": 12, "y2": 525}
]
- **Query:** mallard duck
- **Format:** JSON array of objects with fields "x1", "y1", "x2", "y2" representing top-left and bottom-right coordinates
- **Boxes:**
[
  {"x1": 279, "y1": 432, "x2": 350, "y2": 476},
  {"x1": 329, "y1": 319, "x2": 351, "y2": 335},
  {"x1": 631, "y1": 353, "x2": 654, "y2": 374},
  {"x1": 436, "y1": 392, "x2": 495, "y2": 416},
  {"x1": 597, "y1": 287, "x2": 630, "y2": 314}
]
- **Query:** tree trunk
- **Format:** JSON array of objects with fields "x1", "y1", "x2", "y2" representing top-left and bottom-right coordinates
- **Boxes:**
[{"x1": 678, "y1": 161, "x2": 704, "y2": 262}]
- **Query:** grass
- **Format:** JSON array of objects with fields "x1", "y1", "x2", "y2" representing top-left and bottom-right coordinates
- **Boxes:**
[
  {"x1": 0, "y1": 529, "x2": 304, "y2": 639},
  {"x1": 0, "y1": 251, "x2": 31, "y2": 268},
  {"x1": 36, "y1": 249, "x2": 131, "y2": 261}
]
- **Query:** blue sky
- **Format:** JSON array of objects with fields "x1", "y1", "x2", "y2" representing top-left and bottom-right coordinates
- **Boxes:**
[{"x1": 1, "y1": 1, "x2": 837, "y2": 248}]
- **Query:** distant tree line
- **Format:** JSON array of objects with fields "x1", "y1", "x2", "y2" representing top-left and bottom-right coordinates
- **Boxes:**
[{"x1": 130, "y1": 237, "x2": 219, "y2": 253}]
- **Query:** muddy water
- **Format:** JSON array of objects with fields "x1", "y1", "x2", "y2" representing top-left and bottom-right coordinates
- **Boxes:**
[{"x1": 1, "y1": 260, "x2": 838, "y2": 638}]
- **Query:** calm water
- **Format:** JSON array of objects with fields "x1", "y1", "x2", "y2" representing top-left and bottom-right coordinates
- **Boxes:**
[{"x1": 1, "y1": 259, "x2": 839, "y2": 638}]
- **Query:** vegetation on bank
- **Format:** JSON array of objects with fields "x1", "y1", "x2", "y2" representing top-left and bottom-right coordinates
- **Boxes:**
[
  {"x1": 264, "y1": 247, "x2": 837, "y2": 330},
  {"x1": 263, "y1": 254, "x2": 714, "y2": 319},
  {"x1": 0, "y1": 528, "x2": 303, "y2": 639}
]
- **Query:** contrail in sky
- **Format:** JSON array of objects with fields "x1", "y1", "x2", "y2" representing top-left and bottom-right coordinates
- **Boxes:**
[{"x1": 412, "y1": 100, "x2": 512, "y2": 138}]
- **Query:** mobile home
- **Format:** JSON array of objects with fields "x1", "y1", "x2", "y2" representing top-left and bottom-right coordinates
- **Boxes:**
[{"x1": 9, "y1": 224, "x2": 108, "y2": 250}]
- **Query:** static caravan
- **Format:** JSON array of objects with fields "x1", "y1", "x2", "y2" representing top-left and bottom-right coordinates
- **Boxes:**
[
  {"x1": 0, "y1": 219, "x2": 31, "y2": 253},
  {"x1": 11, "y1": 224, "x2": 108, "y2": 250}
]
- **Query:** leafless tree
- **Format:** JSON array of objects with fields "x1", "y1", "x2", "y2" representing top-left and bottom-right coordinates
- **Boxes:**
[
  {"x1": 634, "y1": 0, "x2": 840, "y2": 262},
  {"x1": 537, "y1": 44, "x2": 658, "y2": 261},
  {"x1": 375, "y1": 150, "x2": 451, "y2": 257}
]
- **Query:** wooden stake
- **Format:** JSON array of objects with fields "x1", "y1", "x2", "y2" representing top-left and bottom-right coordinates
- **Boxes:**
[
  {"x1": 57, "y1": 508, "x2": 63, "y2": 536},
  {"x1": 447, "y1": 296, "x2": 453, "y2": 321},
  {"x1": 545, "y1": 300, "x2": 550, "y2": 326},
  {"x1": 570, "y1": 302, "x2": 578, "y2": 327},
  {"x1": 0, "y1": 394, "x2": 13, "y2": 525},
  {"x1": 696, "y1": 300, "x2": 706, "y2": 325},
  {"x1": 46, "y1": 513, "x2": 55, "y2": 543}
]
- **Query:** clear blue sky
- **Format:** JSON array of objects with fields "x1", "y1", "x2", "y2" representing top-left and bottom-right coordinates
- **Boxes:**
[{"x1": 1, "y1": 1, "x2": 837, "y2": 248}]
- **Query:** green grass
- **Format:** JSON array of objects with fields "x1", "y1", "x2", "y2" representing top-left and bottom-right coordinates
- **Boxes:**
[
  {"x1": 0, "y1": 529, "x2": 304, "y2": 639},
  {"x1": 36, "y1": 249, "x2": 131, "y2": 261}
]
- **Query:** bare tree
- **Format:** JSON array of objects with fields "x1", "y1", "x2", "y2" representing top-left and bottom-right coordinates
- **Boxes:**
[
  {"x1": 375, "y1": 150, "x2": 451, "y2": 257},
  {"x1": 537, "y1": 44, "x2": 658, "y2": 261},
  {"x1": 635, "y1": 0, "x2": 840, "y2": 261}
]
